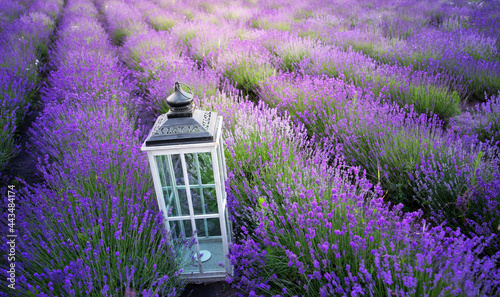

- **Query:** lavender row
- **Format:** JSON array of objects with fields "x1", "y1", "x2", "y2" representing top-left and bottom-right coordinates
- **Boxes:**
[
  {"x1": 133, "y1": 0, "x2": 180, "y2": 31},
  {"x1": 220, "y1": 0, "x2": 499, "y2": 101},
  {"x1": 253, "y1": 7, "x2": 462, "y2": 120},
  {"x1": 148, "y1": 2, "x2": 464, "y2": 123},
  {"x1": 293, "y1": 0, "x2": 500, "y2": 100},
  {"x1": 1, "y1": 0, "x2": 185, "y2": 295},
  {"x1": 264, "y1": 30, "x2": 463, "y2": 122},
  {"x1": 95, "y1": 0, "x2": 148, "y2": 45},
  {"x1": 0, "y1": 0, "x2": 62, "y2": 172},
  {"x1": 129, "y1": 0, "x2": 282, "y2": 104}
]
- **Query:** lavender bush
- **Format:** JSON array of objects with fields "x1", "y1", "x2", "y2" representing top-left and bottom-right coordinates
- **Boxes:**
[
  {"x1": 99, "y1": 0, "x2": 148, "y2": 45},
  {"x1": 134, "y1": 0, "x2": 179, "y2": 31},
  {"x1": 214, "y1": 38, "x2": 277, "y2": 99},
  {"x1": 121, "y1": 30, "x2": 183, "y2": 72}
]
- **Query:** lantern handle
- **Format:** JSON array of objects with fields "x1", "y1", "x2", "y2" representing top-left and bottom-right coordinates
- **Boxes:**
[{"x1": 175, "y1": 81, "x2": 193, "y2": 98}]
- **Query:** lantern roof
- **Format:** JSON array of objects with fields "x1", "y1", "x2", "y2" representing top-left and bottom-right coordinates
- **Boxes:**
[
  {"x1": 144, "y1": 82, "x2": 219, "y2": 147},
  {"x1": 144, "y1": 109, "x2": 219, "y2": 147}
]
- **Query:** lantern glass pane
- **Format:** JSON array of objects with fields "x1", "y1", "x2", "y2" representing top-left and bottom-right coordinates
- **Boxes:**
[
  {"x1": 169, "y1": 218, "x2": 225, "y2": 273},
  {"x1": 196, "y1": 218, "x2": 224, "y2": 273},
  {"x1": 186, "y1": 152, "x2": 214, "y2": 184},
  {"x1": 190, "y1": 187, "x2": 218, "y2": 215},
  {"x1": 169, "y1": 219, "x2": 192, "y2": 239},
  {"x1": 196, "y1": 217, "x2": 221, "y2": 237},
  {"x1": 201, "y1": 188, "x2": 218, "y2": 214},
  {"x1": 167, "y1": 218, "x2": 222, "y2": 239},
  {"x1": 174, "y1": 189, "x2": 190, "y2": 216},
  {"x1": 171, "y1": 154, "x2": 185, "y2": 185},
  {"x1": 183, "y1": 152, "x2": 217, "y2": 216},
  {"x1": 167, "y1": 219, "x2": 198, "y2": 272},
  {"x1": 155, "y1": 154, "x2": 191, "y2": 217},
  {"x1": 155, "y1": 154, "x2": 173, "y2": 201},
  {"x1": 184, "y1": 153, "x2": 198, "y2": 185}
]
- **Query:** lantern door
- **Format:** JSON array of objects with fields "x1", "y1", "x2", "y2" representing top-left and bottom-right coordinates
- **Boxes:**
[{"x1": 147, "y1": 144, "x2": 230, "y2": 281}]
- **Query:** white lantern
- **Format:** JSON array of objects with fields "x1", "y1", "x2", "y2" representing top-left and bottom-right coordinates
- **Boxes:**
[{"x1": 141, "y1": 82, "x2": 232, "y2": 282}]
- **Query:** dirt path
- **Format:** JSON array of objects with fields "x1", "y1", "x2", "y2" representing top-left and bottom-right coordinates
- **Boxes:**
[{"x1": 1, "y1": 98, "x2": 45, "y2": 188}]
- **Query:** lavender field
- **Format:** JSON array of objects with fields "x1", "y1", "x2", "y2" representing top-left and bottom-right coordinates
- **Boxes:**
[{"x1": 1, "y1": 0, "x2": 500, "y2": 296}]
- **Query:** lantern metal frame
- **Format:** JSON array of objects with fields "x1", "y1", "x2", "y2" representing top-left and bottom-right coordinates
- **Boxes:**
[{"x1": 141, "y1": 113, "x2": 232, "y2": 283}]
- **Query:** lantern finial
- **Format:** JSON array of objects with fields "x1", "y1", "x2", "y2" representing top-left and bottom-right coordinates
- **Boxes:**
[
  {"x1": 166, "y1": 82, "x2": 194, "y2": 118},
  {"x1": 144, "y1": 82, "x2": 219, "y2": 147}
]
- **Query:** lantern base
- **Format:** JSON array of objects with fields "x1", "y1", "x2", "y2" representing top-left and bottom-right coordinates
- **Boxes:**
[
  {"x1": 180, "y1": 238, "x2": 232, "y2": 283},
  {"x1": 199, "y1": 250, "x2": 212, "y2": 262},
  {"x1": 184, "y1": 238, "x2": 226, "y2": 274}
]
